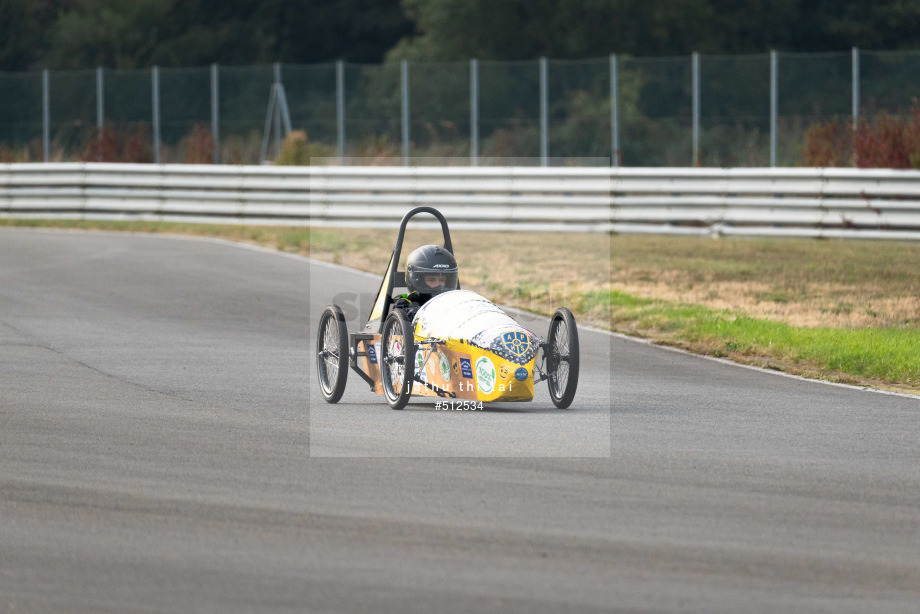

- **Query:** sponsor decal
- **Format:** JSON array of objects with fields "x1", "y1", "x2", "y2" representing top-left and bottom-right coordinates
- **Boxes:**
[
  {"x1": 476, "y1": 356, "x2": 496, "y2": 394},
  {"x1": 432, "y1": 264, "x2": 450, "y2": 268},
  {"x1": 451, "y1": 358, "x2": 460, "y2": 375},
  {"x1": 501, "y1": 331, "x2": 531, "y2": 359},
  {"x1": 459, "y1": 357, "x2": 473, "y2": 379},
  {"x1": 515, "y1": 367, "x2": 528, "y2": 381},
  {"x1": 438, "y1": 352, "x2": 451, "y2": 383},
  {"x1": 499, "y1": 364, "x2": 510, "y2": 379},
  {"x1": 415, "y1": 349, "x2": 428, "y2": 383},
  {"x1": 367, "y1": 343, "x2": 377, "y2": 364}
]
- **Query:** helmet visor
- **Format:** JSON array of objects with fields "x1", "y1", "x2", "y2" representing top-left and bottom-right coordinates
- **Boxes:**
[{"x1": 409, "y1": 268, "x2": 458, "y2": 296}]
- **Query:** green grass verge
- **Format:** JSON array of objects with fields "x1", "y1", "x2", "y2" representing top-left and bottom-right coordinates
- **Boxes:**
[{"x1": 595, "y1": 289, "x2": 920, "y2": 388}]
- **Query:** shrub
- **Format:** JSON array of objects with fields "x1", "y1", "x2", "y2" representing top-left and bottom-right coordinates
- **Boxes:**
[
  {"x1": 801, "y1": 99, "x2": 920, "y2": 169},
  {"x1": 123, "y1": 126, "x2": 153, "y2": 163},
  {"x1": 182, "y1": 124, "x2": 214, "y2": 164},
  {"x1": 853, "y1": 101, "x2": 920, "y2": 169},
  {"x1": 79, "y1": 124, "x2": 154, "y2": 163},
  {"x1": 347, "y1": 135, "x2": 401, "y2": 164},
  {"x1": 0, "y1": 144, "x2": 30, "y2": 163},
  {"x1": 801, "y1": 120, "x2": 851, "y2": 167},
  {"x1": 274, "y1": 130, "x2": 334, "y2": 165},
  {"x1": 80, "y1": 126, "x2": 121, "y2": 162}
]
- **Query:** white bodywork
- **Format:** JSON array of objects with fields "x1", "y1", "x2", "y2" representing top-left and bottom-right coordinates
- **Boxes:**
[{"x1": 413, "y1": 290, "x2": 539, "y2": 358}]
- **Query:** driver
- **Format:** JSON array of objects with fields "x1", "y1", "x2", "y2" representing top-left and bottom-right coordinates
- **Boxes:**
[{"x1": 393, "y1": 244, "x2": 459, "y2": 318}]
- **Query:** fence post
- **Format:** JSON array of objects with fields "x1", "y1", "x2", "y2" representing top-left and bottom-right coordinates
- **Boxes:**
[
  {"x1": 540, "y1": 56, "x2": 548, "y2": 166},
  {"x1": 470, "y1": 58, "x2": 479, "y2": 166},
  {"x1": 152, "y1": 66, "x2": 161, "y2": 164},
  {"x1": 96, "y1": 67, "x2": 104, "y2": 131},
  {"x1": 211, "y1": 63, "x2": 220, "y2": 164},
  {"x1": 692, "y1": 52, "x2": 700, "y2": 166},
  {"x1": 770, "y1": 50, "x2": 778, "y2": 168},
  {"x1": 610, "y1": 53, "x2": 619, "y2": 167},
  {"x1": 273, "y1": 62, "x2": 282, "y2": 158},
  {"x1": 42, "y1": 69, "x2": 50, "y2": 162},
  {"x1": 852, "y1": 47, "x2": 860, "y2": 131},
  {"x1": 336, "y1": 60, "x2": 345, "y2": 163},
  {"x1": 401, "y1": 59, "x2": 410, "y2": 165}
]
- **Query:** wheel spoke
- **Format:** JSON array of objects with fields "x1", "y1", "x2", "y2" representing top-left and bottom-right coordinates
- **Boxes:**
[
  {"x1": 551, "y1": 319, "x2": 569, "y2": 394},
  {"x1": 383, "y1": 320, "x2": 405, "y2": 397},
  {"x1": 320, "y1": 317, "x2": 339, "y2": 386},
  {"x1": 390, "y1": 333, "x2": 404, "y2": 389},
  {"x1": 316, "y1": 307, "x2": 350, "y2": 403},
  {"x1": 380, "y1": 312, "x2": 414, "y2": 409}
]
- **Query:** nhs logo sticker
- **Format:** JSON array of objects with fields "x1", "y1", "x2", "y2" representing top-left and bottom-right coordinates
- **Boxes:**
[{"x1": 459, "y1": 357, "x2": 473, "y2": 379}]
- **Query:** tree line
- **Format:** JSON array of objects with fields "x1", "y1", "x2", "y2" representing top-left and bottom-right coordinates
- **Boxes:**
[{"x1": 3, "y1": 0, "x2": 920, "y2": 71}]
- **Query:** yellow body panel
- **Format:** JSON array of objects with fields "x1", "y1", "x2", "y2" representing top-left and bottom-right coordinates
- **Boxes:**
[{"x1": 357, "y1": 336, "x2": 535, "y2": 402}]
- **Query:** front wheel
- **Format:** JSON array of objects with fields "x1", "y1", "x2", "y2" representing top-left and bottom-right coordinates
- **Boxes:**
[
  {"x1": 380, "y1": 310, "x2": 415, "y2": 410},
  {"x1": 546, "y1": 307, "x2": 579, "y2": 409},
  {"x1": 316, "y1": 305, "x2": 349, "y2": 403}
]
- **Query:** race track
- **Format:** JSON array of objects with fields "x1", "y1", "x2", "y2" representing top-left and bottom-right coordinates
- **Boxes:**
[{"x1": 1, "y1": 228, "x2": 919, "y2": 613}]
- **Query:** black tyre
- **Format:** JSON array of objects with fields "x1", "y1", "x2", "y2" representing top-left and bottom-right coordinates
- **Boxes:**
[
  {"x1": 316, "y1": 305, "x2": 349, "y2": 403},
  {"x1": 546, "y1": 307, "x2": 579, "y2": 409},
  {"x1": 380, "y1": 310, "x2": 415, "y2": 410}
]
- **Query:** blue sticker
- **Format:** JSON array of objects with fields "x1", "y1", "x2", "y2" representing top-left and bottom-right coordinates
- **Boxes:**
[
  {"x1": 460, "y1": 357, "x2": 473, "y2": 379},
  {"x1": 515, "y1": 367, "x2": 528, "y2": 381},
  {"x1": 367, "y1": 344, "x2": 377, "y2": 364},
  {"x1": 501, "y1": 331, "x2": 531, "y2": 358}
]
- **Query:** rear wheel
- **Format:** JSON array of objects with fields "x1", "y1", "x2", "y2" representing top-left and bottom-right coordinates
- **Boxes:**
[
  {"x1": 380, "y1": 310, "x2": 415, "y2": 410},
  {"x1": 316, "y1": 305, "x2": 349, "y2": 403},
  {"x1": 546, "y1": 307, "x2": 579, "y2": 409}
]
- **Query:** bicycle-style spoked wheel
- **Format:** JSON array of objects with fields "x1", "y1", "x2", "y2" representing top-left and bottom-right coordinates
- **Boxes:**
[
  {"x1": 380, "y1": 310, "x2": 415, "y2": 410},
  {"x1": 546, "y1": 307, "x2": 579, "y2": 409},
  {"x1": 316, "y1": 305, "x2": 349, "y2": 403}
]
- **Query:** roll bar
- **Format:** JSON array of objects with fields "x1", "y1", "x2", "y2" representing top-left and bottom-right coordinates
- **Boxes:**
[{"x1": 363, "y1": 207, "x2": 456, "y2": 333}]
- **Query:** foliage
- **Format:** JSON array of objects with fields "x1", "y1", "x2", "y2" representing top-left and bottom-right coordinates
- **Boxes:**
[
  {"x1": 80, "y1": 124, "x2": 153, "y2": 162},
  {"x1": 388, "y1": 0, "x2": 920, "y2": 62},
  {"x1": 854, "y1": 102, "x2": 920, "y2": 169},
  {"x1": 123, "y1": 126, "x2": 154, "y2": 162},
  {"x1": 0, "y1": 143, "x2": 32, "y2": 162},
  {"x1": 0, "y1": 0, "x2": 411, "y2": 71},
  {"x1": 274, "y1": 130, "x2": 334, "y2": 165},
  {"x1": 45, "y1": 0, "x2": 171, "y2": 69},
  {"x1": 7, "y1": 0, "x2": 920, "y2": 71},
  {"x1": 800, "y1": 101, "x2": 920, "y2": 169},
  {"x1": 81, "y1": 126, "x2": 120, "y2": 162},
  {"x1": 0, "y1": 0, "x2": 57, "y2": 70},
  {"x1": 181, "y1": 124, "x2": 213, "y2": 164},
  {"x1": 801, "y1": 120, "x2": 852, "y2": 167}
]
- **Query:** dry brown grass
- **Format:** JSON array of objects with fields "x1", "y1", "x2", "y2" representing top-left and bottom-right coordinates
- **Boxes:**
[
  {"x1": 6, "y1": 220, "x2": 918, "y2": 331},
  {"x1": 612, "y1": 276, "x2": 920, "y2": 328},
  {"x1": 308, "y1": 227, "x2": 614, "y2": 325},
  {"x1": 309, "y1": 228, "x2": 920, "y2": 330}
]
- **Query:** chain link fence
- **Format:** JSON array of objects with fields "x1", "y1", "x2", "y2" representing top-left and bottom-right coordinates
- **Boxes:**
[{"x1": 2, "y1": 49, "x2": 920, "y2": 166}]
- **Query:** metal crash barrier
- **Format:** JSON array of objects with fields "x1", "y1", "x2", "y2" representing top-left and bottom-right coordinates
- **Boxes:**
[{"x1": 3, "y1": 163, "x2": 920, "y2": 240}]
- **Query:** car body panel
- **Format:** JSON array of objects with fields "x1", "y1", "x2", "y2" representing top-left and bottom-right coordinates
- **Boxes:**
[{"x1": 357, "y1": 334, "x2": 536, "y2": 402}]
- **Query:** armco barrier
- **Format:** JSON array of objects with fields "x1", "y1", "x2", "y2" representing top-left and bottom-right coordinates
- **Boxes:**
[{"x1": 3, "y1": 163, "x2": 920, "y2": 239}]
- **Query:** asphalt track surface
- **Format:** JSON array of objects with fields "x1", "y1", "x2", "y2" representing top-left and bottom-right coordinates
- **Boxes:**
[{"x1": 1, "y1": 228, "x2": 919, "y2": 613}]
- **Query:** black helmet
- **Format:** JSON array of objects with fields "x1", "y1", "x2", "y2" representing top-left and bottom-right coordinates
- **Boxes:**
[{"x1": 406, "y1": 245, "x2": 459, "y2": 300}]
